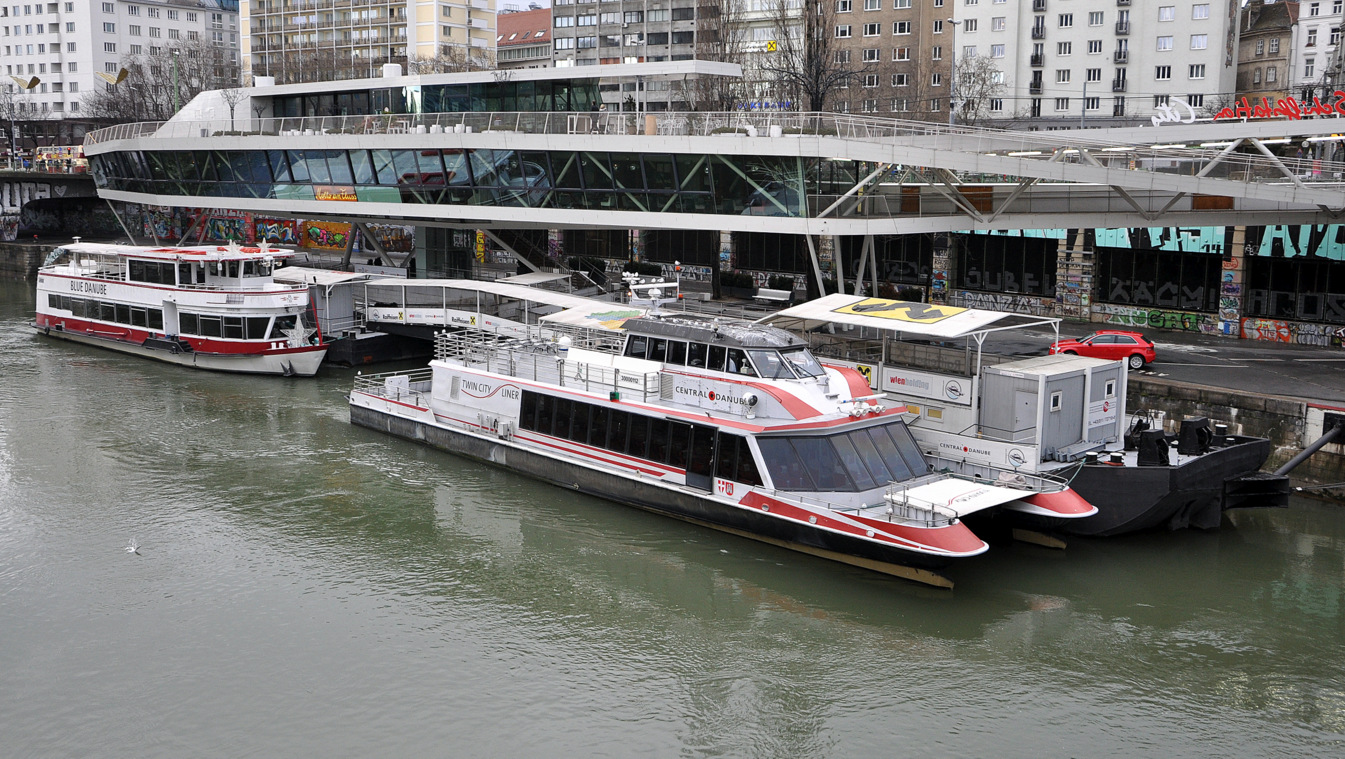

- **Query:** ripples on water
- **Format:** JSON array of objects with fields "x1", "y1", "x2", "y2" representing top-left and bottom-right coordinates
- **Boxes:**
[{"x1": 1, "y1": 281, "x2": 1343, "y2": 758}]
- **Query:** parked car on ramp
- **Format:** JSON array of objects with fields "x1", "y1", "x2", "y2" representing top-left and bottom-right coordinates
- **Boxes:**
[{"x1": 1049, "y1": 330, "x2": 1157, "y2": 370}]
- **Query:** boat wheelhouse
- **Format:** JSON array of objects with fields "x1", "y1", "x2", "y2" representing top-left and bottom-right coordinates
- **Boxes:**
[
  {"x1": 35, "y1": 242, "x2": 328, "y2": 376},
  {"x1": 350, "y1": 312, "x2": 1093, "y2": 587}
]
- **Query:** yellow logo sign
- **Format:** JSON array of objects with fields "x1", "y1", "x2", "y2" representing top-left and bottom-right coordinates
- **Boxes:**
[
  {"x1": 855, "y1": 364, "x2": 873, "y2": 386},
  {"x1": 765, "y1": 40, "x2": 778, "y2": 52},
  {"x1": 832, "y1": 299, "x2": 965, "y2": 324}
]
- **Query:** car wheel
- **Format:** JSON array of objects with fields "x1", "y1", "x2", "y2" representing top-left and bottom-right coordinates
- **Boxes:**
[
  {"x1": 1128, "y1": 354, "x2": 1146, "y2": 370},
  {"x1": 1063, "y1": 350, "x2": 1077, "y2": 355}
]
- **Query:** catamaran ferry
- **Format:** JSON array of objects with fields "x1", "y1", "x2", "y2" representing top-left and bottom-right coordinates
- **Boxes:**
[
  {"x1": 34, "y1": 242, "x2": 328, "y2": 376},
  {"x1": 350, "y1": 312, "x2": 1095, "y2": 587}
]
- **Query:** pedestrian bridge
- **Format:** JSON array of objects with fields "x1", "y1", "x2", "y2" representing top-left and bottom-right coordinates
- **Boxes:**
[{"x1": 83, "y1": 110, "x2": 1345, "y2": 236}]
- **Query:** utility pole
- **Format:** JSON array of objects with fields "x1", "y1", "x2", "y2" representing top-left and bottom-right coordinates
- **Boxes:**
[
  {"x1": 172, "y1": 49, "x2": 180, "y2": 115},
  {"x1": 1080, "y1": 79, "x2": 1087, "y2": 128},
  {"x1": 947, "y1": 19, "x2": 961, "y2": 126}
]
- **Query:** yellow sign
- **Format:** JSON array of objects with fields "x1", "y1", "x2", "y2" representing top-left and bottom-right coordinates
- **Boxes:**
[
  {"x1": 831, "y1": 298, "x2": 965, "y2": 324},
  {"x1": 765, "y1": 40, "x2": 778, "y2": 52},
  {"x1": 475, "y1": 230, "x2": 486, "y2": 263},
  {"x1": 314, "y1": 185, "x2": 357, "y2": 202},
  {"x1": 854, "y1": 363, "x2": 873, "y2": 386}
]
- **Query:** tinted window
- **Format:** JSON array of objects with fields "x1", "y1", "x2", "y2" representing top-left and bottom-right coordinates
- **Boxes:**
[
  {"x1": 668, "y1": 421, "x2": 690, "y2": 469},
  {"x1": 715, "y1": 432, "x2": 739, "y2": 480},
  {"x1": 571, "y1": 402, "x2": 592, "y2": 443},
  {"x1": 180, "y1": 312, "x2": 198, "y2": 334},
  {"x1": 626, "y1": 335, "x2": 647, "y2": 359},
  {"x1": 553, "y1": 397, "x2": 573, "y2": 439},
  {"x1": 199, "y1": 315, "x2": 222, "y2": 337},
  {"x1": 735, "y1": 436, "x2": 763, "y2": 486},
  {"x1": 707, "y1": 345, "x2": 727, "y2": 372},
  {"x1": 667, "y1": 340, "x2": 686, "y2": 365},
  {"x1": 883, "y1": 422, "x2": 927, "y2": 476},
  {"x1": 648, "y1": 338, "x2": 667, "y2": 362},
  {"x1": 520, "y1": 391, "x2": 540, "y2": 430},
  {"x1": 757, "y1": 437, "x2": 814, "y2": 490},
  {"x1": 590, "y1": 406, "x2": 609, "y2": 447},
  {"x1": 865, "y1": 426, "x2": 912, "y2": 480},
  {"x1": 687, "y1": 343, "x2": 708, "y2": 368},
  {"x1": 726, "y1": 348, "x2": 752, "y2": 375},
  {"x1": 831, "y1": 434, "x2": 877, "y2": 490},
  {"x1": 789, "y1": 437, "x2": 853, "y2": 491},
  {"x1": 246, "y1": 317, "x2": 271, "y2": 340},
  {"x1": 627, "y1": 414, "x2": 649, "y2": 459},
  {"x1": 534, "y1": 392, "x2": 554, "y2": 433}
]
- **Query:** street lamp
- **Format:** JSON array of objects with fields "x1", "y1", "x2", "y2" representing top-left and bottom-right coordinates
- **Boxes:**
[
  {"x1": 172, "y1": 49, "x2": 181, "y2": 115},
  {"x1": 947, "y1": 18, "x2": 961, "y2": 126},
  {"x1": 9, "y1": 75, "x2": 40, "y2": 169}
]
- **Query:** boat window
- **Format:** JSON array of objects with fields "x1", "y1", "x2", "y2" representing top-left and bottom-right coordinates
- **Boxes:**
[
  {"x1": 128, "y1": 259, "x2": 175, "y2": 284},
  {"x1": 788, "y1": 437, "x2": 853, "y2": 491},
  {"x1": 780, "y1": 347, "x2": 825, "y2": 378},
  {"x1": 648, "y1": 337, "x2": 668, "y2": 363},
  {"x1": 531, "y1": 392, "x2": 552, "y2": 432},
  {"x1": 863, "y1": 426, "x2": 912, "y2": 480},
  {"x1": 726, "y1": 348, "x2": 754, "y2": 376},
  {"x1": 242, "y1": 261, "x2": 272, "y2": 277},
  {"x1": 246, "y1": 317, "x2": 271, "y2": 340},
  {"x1": 590, "y1": 406, "x2": 610, "y2": 447},
  {"x1": 269, "y1": 315, "x2": 297, "y2": 339},
  {"x1": 850, "y1": 427, "x2": 897, "y2": 483},
  {"x1": 553, "y1": 397, "x2": 573, "y2": 439},
  {"x1": 668, "y1": 421, "x2": 691, "y2": 469},
  {"x1": 178, "y1": 262, "x2": 193, "y2": 285},
  {"x1": 648, "y1": 417, "x2": 670, "y2": 463},
  {"x1": 46, "y1": 294, "x2": 59, "y2": 310},
  {"x1": 715, "y1": 432, "x2": 738, "y2": 480},
  {"x1": 707, "y1": 345, "x2": 727, "y2": 372},
  {"x1": 625, "y1": 335, "x2": 647, "y2": 359},
  {"x1": 747, "y1": 350, "x2": 793, "y2": 379},
  {"x1": 627, "y1": 413, "x2": 650, "y2": 458},
  {"x1": 100, "y1": 302, "x2": 116, "y2": 323},
  {"x1": 180, "y1": 312, "x2": 198, "y2": 334},
  {"x1": 571, "y1": 402, "x2": 592, "y2": 444},
  {"x1": 666, "y1": 340, "x2": 686, "y2": 365},
  {"x1": 148, "y1": 308, "x2": 163, "y2": 331},
  {"x1": 830, "y1": 434, "x2": 877, "y2": 490},
  {"x1": 885, "y1": 421, "x2": 928, "y2": 475},
  {"x1": 129, "y1": 307, "x2": 148, "y2": 328},
  {"x1": 198, "y1": 315, "x2": 223, "y2": 337},
  {"x1": 756, "y1": 437, "x2": 814, "y2": 490},
  {"x1": 115, "y1": 303, "x2": 131, "y2": 324},
  {"x1": 735, "y1": 436, "x2": 763, "y2": 486},
  {"x1": 686, "y1": 343, "x2": 708, "y2": 368},
  {"x1": 223, "y1": 316, "x2": 245, "y2": 339},
  {"x1": 226, "y1": 261, "x2": 240, "y2": 279},
  {"x1": 688, "y1": 425, "x2": 716, "y2": 478},
  {"x1": 608, "y1": 409, "x2": 630, "y2": 454},
  {"x1": 521, "y1": 390, "x2": 540, "y2": 430}
]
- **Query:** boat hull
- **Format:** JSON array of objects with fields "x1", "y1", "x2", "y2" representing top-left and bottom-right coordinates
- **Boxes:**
[
  {"x1": 1061, "y1": 437, "x2": 1273, "y2": 537},
  {"x1": 349, "y1": 401, "x2": 968, "y2": 586},
  {"x1": 35, "y1": 323, "x2": 327, "y2": 376}
]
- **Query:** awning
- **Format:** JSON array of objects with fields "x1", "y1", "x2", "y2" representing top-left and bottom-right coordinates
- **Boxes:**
[
  {"x1": 756, "y1": 293, "x2": 1059, "y2": 340},
  {"x1": 498, "y1": 271, "x2": 572, "y2": 286},
  {"x1": 540, "y1": 303, "x2": 648, "y2": 331}
]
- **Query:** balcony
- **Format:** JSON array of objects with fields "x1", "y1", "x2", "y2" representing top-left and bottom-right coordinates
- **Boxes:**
[
  {"x1": 1031, "y1": 26, "x2": 1045, "y2": 39},
  {"x1": 1117, "y1": 0, "x2": 1130, "y2": 5},
  {"x1": 1029, "y1": 81, "x2": 1043, "y2": 94},
  {"x1": 1114, "y1": 49, "x2": 1129, "y2": 63},
  {"x1": 1111, "y1": 79, "x2": 1127, "y2": 92},
  {"x1": 1030, "y1": 53, "x2": 1044, "y2": 67},
  {"x1": 1115, "y1": 21, "x2": 1129, "y2": 35}
]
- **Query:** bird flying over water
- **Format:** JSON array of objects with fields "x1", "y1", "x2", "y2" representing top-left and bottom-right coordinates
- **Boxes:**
[{"x1": 125, "y1": 539, "x2": 139, "y2": 555}]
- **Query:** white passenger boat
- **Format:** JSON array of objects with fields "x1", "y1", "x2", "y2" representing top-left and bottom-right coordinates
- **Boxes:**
[
  {"x1": 350, "y1": 313, "x2": 1094, "y2": 587},
  {"x1": 34, "y1": 242, "x2": 328, "y2": 376}
]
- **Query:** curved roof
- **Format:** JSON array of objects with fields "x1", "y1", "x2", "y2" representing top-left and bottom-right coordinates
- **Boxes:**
[
  {"x1": 625, "y1": 313, "x2": 805, "y2": 348},
  {"x1": 757, "y1": 294, "x2": 1059, "y2": 340}
]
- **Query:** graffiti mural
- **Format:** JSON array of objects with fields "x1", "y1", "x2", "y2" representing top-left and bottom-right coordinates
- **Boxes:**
[
  {"x1": 1096, "y1": 303, "x2": 1220, "y2": 333},
  {"x1": 254, "y1": 218, "x2": 300, "y2": 245},
  {"x1": 1092, "y1": 226, "x2": 1233, "y2": 254},
  {"x1": 304, "y1": 221, "x2": 352, "y2": 250},
  {"x1": 142, "y1": 206, "x2": 183, "y2": 241},
  {"x1": 1245, "y1": 225, "x2": 1345, "y2": 260},
  {"x1": 952, "y1": 291, "x2": 1054, "y2": 315},
  {"x1": 1241, "y1": 317, "x2": 1345, "y2": 347},
  {"x1": 0, "y1": 181, "x2": 51, "y2": 241},
  {"x1": 369, "y1": 224, "x2": 414, "y2": 253}
]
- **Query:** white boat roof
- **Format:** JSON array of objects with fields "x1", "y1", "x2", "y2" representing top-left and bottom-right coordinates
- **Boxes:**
[
  {"x1": 55, "y1": 241, "x2": 296, "y2": 262},
  {"x1": 498, "y1": 271, "x2": 572, "y2": 286},
  {"x1": 758, "y1": 293, "x2": 1060, "y2": 340},
  {"x1": 272, "y1": 266, "x2": 379, "y2": 287},
  {"x1": 539, "y1": 302, "x2": 648, "y2": 331}
]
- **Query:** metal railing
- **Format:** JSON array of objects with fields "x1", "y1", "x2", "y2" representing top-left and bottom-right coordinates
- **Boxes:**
[
  {"x1": 352, "y1": 367, "x2": 433, "y2": 407},
  {"x1": 434, "y1": 328, "x2": 658, "y2": 400},
  {"x1": 84, "y1": 110, "x2": 1345, "y2": 192}
]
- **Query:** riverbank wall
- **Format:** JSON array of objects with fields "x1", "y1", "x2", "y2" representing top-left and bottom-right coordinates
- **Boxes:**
[
  {"x1": 1130, "y1": 377, "x2": 1345, "y2": 495},
  {"x1": 0, "y1": 242, "x2": 45, "y2": 280}
]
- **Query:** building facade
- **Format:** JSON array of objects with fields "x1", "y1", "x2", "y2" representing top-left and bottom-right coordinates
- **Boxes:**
[
  {"x1": 496, "y1": 4, "x2": 548, "y2": 70},
  {"x1": 241, "y1": 0, "x2": 496, "y2": 85},
  {"x1": 1237, "y1": 0, "x2": 1298, "y2": 106},
  {"x1": 1290, "y1": 0, "x2": 1342, "y2": 101},
  {"x1": 957, "y1": 0, "x2": 1240, "y2": 129}
]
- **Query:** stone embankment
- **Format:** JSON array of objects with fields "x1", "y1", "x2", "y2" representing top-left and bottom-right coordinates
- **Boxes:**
[
  {"x1": 1131, "y1": 377, "x2": 1345, "y2": 496},
  {"x1": 0, "y1": 242, "x2": 46, "y2": 280}
]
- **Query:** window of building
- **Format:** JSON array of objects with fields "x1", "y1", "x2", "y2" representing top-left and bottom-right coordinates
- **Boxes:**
[
  {"x1": 1189, "y1": 63, "x2": 1205, "y2": 79},
  {"x1": 1307, "y1": 28, "x2": 1318, "y2": 47},
  {"x1": 1058, "y1": 13, "x2": 1072, "y2": 28},
  {"x1": 893, "y1": 46, "x2": 909, "y2": 60},
  {"x1": 1055, "y1": 69, "x2": 1070, "y2": 83},
  {"x1": 990, "y1": 43, "x2": 1004, "y2": 57},
  {"x1": 864, "y1": 0, "x2": 879, "y2": 10},
  {"x1": 1088, "y1": 39, "x2": 1102, "y2": 54},
  {"x1": 101, "y1": 21, "x2": 112, "y2": 32},
  {"x1": 863, "y1": 22, "x2": 879, "y2": 36},
  {"x1": 1269, "y1": 38, "x2": 1280, "y2": 54},
  {"x1": 1158, "y1": 6, "x2": 1174, "y2": 21},
  {"x1": 1155, "y1": 65, "x2": 1171, "y2": 80},
  {"x1": 931, "y1": 45, "x2": 942, "y2": 60},
  {"x1": 863, "y1": 73, "x2": 878, "y2": 87},
  {"x1": 1088, "y1": 11, "x2": 1103, "y2": 26},
  {"x1": 1086, "y1": 67, "x2": 1101, "y2": 82},
  {"x1": 964, "y1": 18, "x2": 977, "y2": 32},
  {"x1": 1190, "y1": 34, "x2": 1207, "y2": 50},
  {"x1": 893, "y1": 20, "x2": 910, "y2": 34},
  {"x1": 834, "y1": 49, "x2": 849, "y2": 63},
  {"x1": 1192, "y1": 3, "x2": 1209, "y2": 19},
  {"x1": 863, "y1": 47, "x2": 879, "y2": 61},
  {"x1": 892, "y1": 72, "x2": 907, "y2": 86},
  {"x1": 1157, "y1": 36, "x2": 1173, "y2": 51},
  {"x1": 835, "y1": 24, "x2": 851, "y2": 38},
  {"x1": 1057, "y1": 41, "x2": 1071, "y2": 55}
]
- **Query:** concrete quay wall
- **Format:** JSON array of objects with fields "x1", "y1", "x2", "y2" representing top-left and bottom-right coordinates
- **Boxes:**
[
  {"x1": 0, "y1": 242, "x2": 45, "y2": 280},
  {"x1": 1130, "y1": 377, "x2": 1345, "y2": 491}
]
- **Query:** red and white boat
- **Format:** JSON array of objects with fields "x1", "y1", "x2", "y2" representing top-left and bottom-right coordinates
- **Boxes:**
[
  {"x1": 34, "y1": 242, "x2": 328, "y2": 376},
  {"x1": 350, "y1": 312, "x2": 1095, "y2": 587}
]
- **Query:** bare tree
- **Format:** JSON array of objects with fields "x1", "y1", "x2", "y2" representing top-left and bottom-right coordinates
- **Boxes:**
[
  {"x1": 686, "y1": 0, "x2": 754, "y2": 111},
  {"x1": 83, "y1": 38, "x2": 241, "y2": 122},
  {"x1": 951, "y1": 53, "x2": 1008, "y2": 127},
  {"x1": 219, "y1": 87, "x2": 247, "y2": 132},
  {"x1": 407, "y1": 46, "x2": 493, "y2": 75},
  {"x1": 761, "y1": 0, "x2": 871, "y2": 113}
]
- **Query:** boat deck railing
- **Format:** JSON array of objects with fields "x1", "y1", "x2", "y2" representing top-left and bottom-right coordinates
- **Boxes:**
[
  {"x1": 435, "y1": 329, "x2": 662, "y2": 402},
  {"x1": 352, "y1": 368, "x2": 434, "y2": 407}
]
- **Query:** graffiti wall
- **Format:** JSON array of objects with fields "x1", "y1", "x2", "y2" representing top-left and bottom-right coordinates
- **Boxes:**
[
  {"x1": 1241, "y1": 318, "x2": 1345, "y2": 347},
  {"x1": 304, "y1": 221, "x2": 351, "y2": 250},
  {"x1": 951, "y1": 290, "x2": 1055, "y2": 315},
  {"x1": 1245, "y1": 225, "x2": 1345, "y2": 260},
  {"x1": 142, "y1": 206, "x2": 184, "y2": 241},
  {"x1": 254, "y1": 218, "x2": 300, "y2": 245},
  {"x1": 1092, "y1": 226, "x2": 1234, "y2": 254},
  {"x1": 0, "y1": 181, "x2": 51, "y2": 241},
  {"x1": 369, "y1": 224, "x2": 414, "y2": 253},
  {"x1": 1094, "y1": 303, "x2": 1221, "y2": 334}
]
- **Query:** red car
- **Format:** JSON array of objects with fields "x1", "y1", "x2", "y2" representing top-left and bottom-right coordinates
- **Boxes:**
[{"x1": 1050, "y1": 330, "x2": 1157, "y2": 370}]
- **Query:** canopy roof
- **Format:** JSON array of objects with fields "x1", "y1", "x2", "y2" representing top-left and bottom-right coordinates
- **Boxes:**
[
  {"x1": 56, "y1": 241, "x2": 295, "y2": 262},
  {"x1": 757, "y1": 294, "x2": 1060, "y2": 340}
]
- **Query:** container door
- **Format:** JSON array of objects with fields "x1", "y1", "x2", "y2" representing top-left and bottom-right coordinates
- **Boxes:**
[{"x1": 1013, "y1": 391, "x2": 1037, "y2": 443}]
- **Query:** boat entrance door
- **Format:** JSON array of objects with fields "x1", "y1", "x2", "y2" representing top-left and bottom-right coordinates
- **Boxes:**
[
  {"x1": 162, "y1": 300, "x2": 180, "y2": 336},
  {"x1": 685, "y1": 423, "x2": 717, "y2": 491},
  {"x1": 1013, "y1": 391, "x2": 1037, "y2": 443}
]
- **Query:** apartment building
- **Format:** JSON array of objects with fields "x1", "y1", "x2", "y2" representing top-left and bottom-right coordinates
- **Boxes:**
[
  {"x1": 496, "y1": 4, "x2": 548, "y2": 70},
  {"x1": 828, "y1": 0, "x2": 943, "y2": 117},
  {"x1": 1, "y1": 0, "x2": 237, "y2": 147},
  {"x1": 957, "y1": 0, "x2": 1239, "y2": 128},
  {"x1": 1237, "y1": 0, "x2": 1298, "y2": 105},
  {"x1": 1291, "y1": 0, "x2": 1342, "y2": 100},
  {"x1": 242, "y1": 0, "x2": 496, "y2": 85}
]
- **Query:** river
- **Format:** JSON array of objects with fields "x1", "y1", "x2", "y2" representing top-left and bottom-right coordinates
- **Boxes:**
[{"x1": 1, "y1": 280, "x2": 1343, "y2": 758}]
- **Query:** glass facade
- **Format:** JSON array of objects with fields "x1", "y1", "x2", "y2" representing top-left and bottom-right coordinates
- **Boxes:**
[
  {"x1": 91, "y1": 149, "x2": 812, "y2": 217},
  {"x1": 270, "y1": 80, "x2": 600, "y2": 118}
]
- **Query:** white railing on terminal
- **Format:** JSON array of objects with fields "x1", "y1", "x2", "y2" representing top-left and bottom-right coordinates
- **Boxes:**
[{"x1": 83, "y1": 111, "x2": 1345, "y2": 188}]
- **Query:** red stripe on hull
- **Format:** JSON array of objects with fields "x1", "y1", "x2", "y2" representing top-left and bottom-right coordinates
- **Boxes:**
[
  {"x1": 738, "y1": 491, "x2": 987, "y2": 556},
  {"x1": 1019, "y1": 489, "x2": 1099, "y2": 518},
  {"x1": 35, "y1": 314, "x2": 324, "y2": 357}
]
